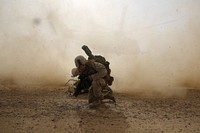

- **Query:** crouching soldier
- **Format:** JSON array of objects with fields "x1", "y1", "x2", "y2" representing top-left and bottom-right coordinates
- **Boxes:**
[
  {"x1": 74, "y1": 55, "x2": 104, "y2": 107},
  {"x1": 73, "y1": 55, "x2": 115, "y2": 108}
]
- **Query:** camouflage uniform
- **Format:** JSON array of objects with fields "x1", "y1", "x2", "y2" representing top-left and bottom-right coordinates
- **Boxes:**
[{"x1": 74, "y1": 47, "x2": 116, "y2": 107}]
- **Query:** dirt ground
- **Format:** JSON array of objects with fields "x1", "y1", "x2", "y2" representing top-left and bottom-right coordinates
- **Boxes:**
[{"x1": 0, "y1": 85, "x2": 200, "y2": 133}]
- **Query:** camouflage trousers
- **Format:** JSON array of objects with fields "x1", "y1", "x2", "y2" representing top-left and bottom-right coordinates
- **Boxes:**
[
  {"x1": 88, "y1": 79, "x2": 106, "y2": 103},
  {"x1": 88, "y1": 78, "x2": 106, "y2": 103}
]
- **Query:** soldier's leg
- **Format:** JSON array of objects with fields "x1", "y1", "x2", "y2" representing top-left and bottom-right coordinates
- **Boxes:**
[
  {"x1": 88, "y1": 87, "x2": 95, "y2": 104},
  {"x1": 88, "y1": 79, "x2": 105, "y2": 108},
  {"x1": 91, "y1": 79, "x2": 105, "y2": 100}
]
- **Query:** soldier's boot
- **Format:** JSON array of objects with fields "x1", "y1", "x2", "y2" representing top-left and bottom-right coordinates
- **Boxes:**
[
  {"x1": 104, "y1": 93, "x2": 116, "y2": 103},
  {"x1": 89, "y1": 99, "x2": 102, "y2": 108}
]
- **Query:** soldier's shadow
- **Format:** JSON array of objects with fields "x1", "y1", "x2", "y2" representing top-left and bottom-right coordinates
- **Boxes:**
[{"x1": 76, "y1": 102, "x2": 129, "y2": 133}]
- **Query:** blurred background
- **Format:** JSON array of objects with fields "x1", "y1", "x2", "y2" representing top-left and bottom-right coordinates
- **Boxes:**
[{"x1": 0, "y1": 0, "x2": 200, "y2": 96}]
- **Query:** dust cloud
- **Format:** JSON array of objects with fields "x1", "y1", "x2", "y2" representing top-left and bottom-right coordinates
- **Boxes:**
[{"x1": 0, "y1": 0, "x2": 200, "y2": 96}]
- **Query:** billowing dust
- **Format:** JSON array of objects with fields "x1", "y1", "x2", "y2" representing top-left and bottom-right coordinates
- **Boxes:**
[{"x1": 0, "y1": 0, "x2": 200, "y2": 97}]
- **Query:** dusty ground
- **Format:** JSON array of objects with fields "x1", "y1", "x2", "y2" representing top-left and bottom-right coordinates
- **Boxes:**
[{"x1": 0, "y1": 85, "x2": 200, "y2": 133}]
